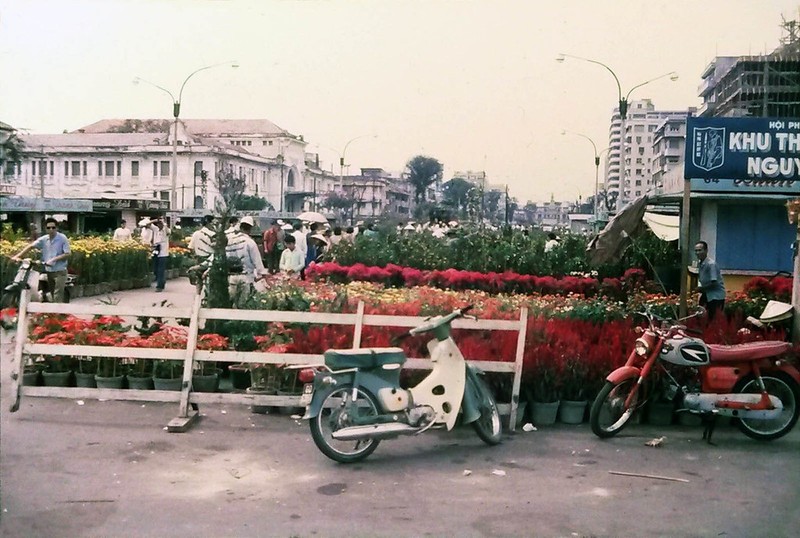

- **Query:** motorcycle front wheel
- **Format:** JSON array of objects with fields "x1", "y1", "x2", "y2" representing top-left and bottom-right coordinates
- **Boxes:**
[
  {"x1": 734, "y1": 373, "x2": 800, "y2": 441},
  {"x1": 471, "y1": 376, "x2": 502, "y2": 445},
  {"x1": 590, "y1": 379, "x2": 641, "y2": 438},
  {"x1": 309, "y1": 384, "x2": 381, "y2": 463}
]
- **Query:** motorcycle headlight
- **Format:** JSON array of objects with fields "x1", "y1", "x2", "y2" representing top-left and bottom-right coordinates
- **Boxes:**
[{"x1": 634, "y1": 338, "x2": 650, "y2": 357}]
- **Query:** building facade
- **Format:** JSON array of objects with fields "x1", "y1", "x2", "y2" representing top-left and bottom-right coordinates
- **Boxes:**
[
  {"x1": 1, "y1": 119, "x2": 322, "y2": 219},
  {"x1": 606, "y1": 100, "x2": 695, "y2": 208}
]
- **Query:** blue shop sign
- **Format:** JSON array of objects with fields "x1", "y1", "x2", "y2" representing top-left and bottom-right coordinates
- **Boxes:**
[{"x1": 685, "y1": 117, "x2": 800, "y2": 182}]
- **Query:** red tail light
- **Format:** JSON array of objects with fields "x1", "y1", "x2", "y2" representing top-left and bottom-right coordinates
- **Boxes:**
[{"x1": 298, "y1": 368, "x2": 316, "y2": 383}]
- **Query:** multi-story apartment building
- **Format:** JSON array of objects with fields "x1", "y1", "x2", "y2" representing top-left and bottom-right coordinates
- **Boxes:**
[
  {"x1": 340, "y1": 168, "x2": 414, "y2": 221},
  {"x1": 606, "y1": 100, "x2": 693, "y2": 208},
  {"x1": 651, "y1": 108, "x2": 697, "y2": 195}
]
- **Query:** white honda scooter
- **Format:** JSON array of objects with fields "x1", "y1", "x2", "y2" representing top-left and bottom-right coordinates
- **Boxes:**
[{"x1": 301, "y1": 305, "x2": 503, "y2": 463}]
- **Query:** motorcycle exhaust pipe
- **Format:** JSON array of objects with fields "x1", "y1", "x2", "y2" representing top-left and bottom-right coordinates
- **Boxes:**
[{"x1": 331, "y1": 422, "x2": 420, "y2": 441}]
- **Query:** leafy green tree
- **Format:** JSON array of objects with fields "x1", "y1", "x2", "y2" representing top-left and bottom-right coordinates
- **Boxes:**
[
  {"x1": 442, "y1": 178, "x2": 473, "y2": 216},
  {"x1": 0, "y1": 130, "x2": 24, "y2": 169},
  {"x1": 106, "y1": 119, "x2": 172, "y2": 133},
  {"x1": 236, "y1": 194, "x2": 272, "y2": 211},
  {"x1": 205, "y1": 162, "x2": 246, "y2": 310},
  {"x1": 405, "y1": 155, "x2": 443, "y2": 203},
  {"x1": 484, "y1": 190, "x2": 502, "y2": 222},
  {"x1": 321, "y1": 189, "x2": 362, "y2": 224}
]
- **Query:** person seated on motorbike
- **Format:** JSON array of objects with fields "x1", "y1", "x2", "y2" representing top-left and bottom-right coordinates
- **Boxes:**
[{"x1": 11, "y1": 218, "x2": 71, "y2": 303}]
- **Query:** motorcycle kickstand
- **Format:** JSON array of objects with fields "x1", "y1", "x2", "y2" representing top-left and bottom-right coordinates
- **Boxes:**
[{"x1": 701, "y1": 413, "x2": 718, "y2": 446}]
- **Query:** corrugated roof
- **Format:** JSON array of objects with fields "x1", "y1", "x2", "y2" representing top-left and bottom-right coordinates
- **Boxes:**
[{"x1": 78, "y1": 118, "x2": 289, "y2": 137}]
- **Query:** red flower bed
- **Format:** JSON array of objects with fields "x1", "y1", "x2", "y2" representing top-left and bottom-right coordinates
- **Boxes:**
[{"x1": 308, "y1": 262, "x2": 606, "y2": 297}]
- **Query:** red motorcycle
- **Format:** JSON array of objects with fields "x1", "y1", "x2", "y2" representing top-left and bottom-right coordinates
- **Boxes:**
[{"x1": 590, "y1": 305, "x2": 800, "y2": 443}]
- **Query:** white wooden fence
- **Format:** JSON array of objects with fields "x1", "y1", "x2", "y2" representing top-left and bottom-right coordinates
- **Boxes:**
[{"x1": 9, "y1": 290, "x2": 527, "y2": 432}]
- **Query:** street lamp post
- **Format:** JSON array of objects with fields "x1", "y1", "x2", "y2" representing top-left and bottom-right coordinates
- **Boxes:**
[
  {"x1": 555, "y1": 54, "x2": 677, "y2": 212},
  {"x1": 134, "y1": 61, "x2": 238, "y2": 214},
  {"x1": 338, "y1": 134, "x2": 377, "y2": 191},
  {"x1": 561, "y1": 130, "x2": 611, "y2": 229}
]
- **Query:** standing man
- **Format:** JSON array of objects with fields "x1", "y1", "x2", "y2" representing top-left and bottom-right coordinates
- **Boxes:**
[
  {"x1": 139, "y1": 217, "x2": 154, "y2": 246},
  {"x1": 112, "y1": 220, "x2": 132, "y2": 242},
  {"x1": 262, "y1": 220, "x2": 282, "y2": 274},
  {"x1": 225, "y1": 216, "x2": 268, "y2": 301},
  {"x1": 151, "y1": 218, "x2": 170, "y2": 292},
  {"x1": 189, "y1": 215, "x2": 215, "y2": 261},
  {"x1": 11, "y1": 217, "x2": 71, "y2": 302},
  {"x1": 694, "y1": 240, "x2": 726, "y2": 320}
]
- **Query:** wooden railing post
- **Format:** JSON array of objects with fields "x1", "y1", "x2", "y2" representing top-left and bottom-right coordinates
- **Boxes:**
[
  {"x1": 352, "y1": 300, "x2": 365, "y2": 349},
  {"x1": 171, "y1": 294, "x2": 202, "y2": 431},
  {"x1": 508, "y1": 307, "x2": 528, "y2": 431},
  {"x1": 8, "y1": 289, "x2": 31, "y2": 413}
]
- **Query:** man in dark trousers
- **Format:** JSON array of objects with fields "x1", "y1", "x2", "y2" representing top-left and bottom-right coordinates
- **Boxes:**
[{"x1": 694, "y1": 240, "x2": 726, "y2": 320}]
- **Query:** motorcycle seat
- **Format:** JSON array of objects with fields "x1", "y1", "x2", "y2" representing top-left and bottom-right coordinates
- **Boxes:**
[
  {"x1": 708, "y1": 341, "x2": 791, "y2": 362},
  {"x1": 324, "y1": 347, "x2": 406, "y2": 370}
]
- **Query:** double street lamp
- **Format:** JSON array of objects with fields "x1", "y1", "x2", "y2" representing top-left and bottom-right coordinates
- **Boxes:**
[
  {"x1": 561, "y1": 130, "x2": 610, "y2": 228},
  {"x1": 134, "y1": 61, "x2": 239, "y2": 213},
  {"x1": 556, "y1": 53, "x2": 677, "y2": 211}
]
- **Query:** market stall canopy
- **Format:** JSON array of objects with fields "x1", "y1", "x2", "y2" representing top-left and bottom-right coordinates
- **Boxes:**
[
  {"x1": 586, "y1": 195, "x2": 649, "y2": 265},
  {"x1": 642, "y1": 212, "x2": 679, "y2": 241}
]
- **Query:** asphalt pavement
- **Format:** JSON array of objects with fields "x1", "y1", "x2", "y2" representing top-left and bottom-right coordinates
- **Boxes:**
[{"x1": 1, "y1": 278, "x2": 799, "y2": 537}]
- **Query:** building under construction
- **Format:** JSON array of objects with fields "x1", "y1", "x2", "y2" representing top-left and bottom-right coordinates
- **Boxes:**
[{"x1": 699, "y1": 16, "x2": 800, "y2": 118}]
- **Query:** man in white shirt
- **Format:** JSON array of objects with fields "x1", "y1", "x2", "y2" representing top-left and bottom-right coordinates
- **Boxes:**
[
  {"x1": 279, "y1": 234, "x2": 305, "y2": 278},
  {"x1": 112, "y1": 220, "x2": 132, "y2": 242},
  {"x1": 189, "y1": 215, "x2": 215, "y2": 260},
  {"x1": 225, "y1": 216, "x2": 268, "y2": 302},
  {"x1": 139, "y1": 217, "x2": 154, "y2": 246},
  {"x1": 151, "y1": 218, "x2": 170, "y2": 292}
]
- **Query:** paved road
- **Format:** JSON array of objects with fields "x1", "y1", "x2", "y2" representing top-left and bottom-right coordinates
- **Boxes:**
[{"x1": 1, "y1": 280, "x2": 799, "y2": 537}]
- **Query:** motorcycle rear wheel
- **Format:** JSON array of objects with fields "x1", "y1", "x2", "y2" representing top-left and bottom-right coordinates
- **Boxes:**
[
  {"x1": 309, "y1": 384, "x2": 381, "y2": 463},
  {"x1": 590, "y1": 379, "x2": 641, "y2": 438},
  {"x1": 734, "y1": 373, "x2": 800, "y2": 441},
  {"x1": 471, "y1": 376, "x2": 502, "y2": 445}
]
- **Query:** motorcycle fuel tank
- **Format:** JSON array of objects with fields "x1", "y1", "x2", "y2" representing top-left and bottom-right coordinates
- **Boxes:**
[{"x1": 660, "y1": 336, "x2": 711, "y2": 366}]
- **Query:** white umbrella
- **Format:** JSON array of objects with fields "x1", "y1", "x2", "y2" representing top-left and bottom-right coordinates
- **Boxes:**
[{"x1": 296, "y1": 211, "x2": 328, "y2": 224}]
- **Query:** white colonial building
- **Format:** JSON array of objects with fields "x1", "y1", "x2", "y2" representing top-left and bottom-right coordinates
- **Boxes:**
[{"x1": 2, "y1": 119, "x2": 335, "y2": 219}]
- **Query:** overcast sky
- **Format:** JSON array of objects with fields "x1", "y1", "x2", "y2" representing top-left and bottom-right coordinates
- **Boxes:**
[{"x1": 1, "y1": 0, "x2": 797, "y2": 204}]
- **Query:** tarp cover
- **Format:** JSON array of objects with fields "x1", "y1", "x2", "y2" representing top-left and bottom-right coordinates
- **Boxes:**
[{"x1": 643, "y1": 212, "x2": 679, "y2": 241}]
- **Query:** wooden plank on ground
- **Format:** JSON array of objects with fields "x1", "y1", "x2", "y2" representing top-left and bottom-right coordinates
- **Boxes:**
[
  {"x1": 178, "y1": 294, "x2": 202, "y2": 417},
  {"x1": 22, "y1": 386, "x2": 181, "y2": 403},
  {"x1": 9, "y1": 288, "x2": 31, "y2": 413},
  {"x1": 508, "y1": 307, "x2": 528, "y2": 432},
  {"x1": 167, "y1": 409, "x2": 199, "y2": 432}
]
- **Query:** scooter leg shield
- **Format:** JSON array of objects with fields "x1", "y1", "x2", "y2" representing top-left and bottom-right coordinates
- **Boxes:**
[{"x1": 461, "y1": 367, "x2": 485, "y2": 424}]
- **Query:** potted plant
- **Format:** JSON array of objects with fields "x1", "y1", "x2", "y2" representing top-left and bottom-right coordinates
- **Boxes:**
[
  {"x1": 42, "y1": 355, "x2": 75, "y2": 387},
  {"x1": 95, "y1": 356, "x2": 125, "y2": 389},
  {"x1": 523, "y1": 357, "x2": 561, "y2": 426},
  {"x1": 153, "y1": 360, "x2": 183, "y2": 391},
  {"x1": 192, "y1": 333, "x2": 228, "y2": 393},
  {"x1": 126, "y1": 358, "x2": 154, "y2": 390},
  {"x1": 557, "y1": 356, "x2": 589, "y2": 424},
  {"x1": 75, "y1": 356, "x2": 98, "y2": 388}
]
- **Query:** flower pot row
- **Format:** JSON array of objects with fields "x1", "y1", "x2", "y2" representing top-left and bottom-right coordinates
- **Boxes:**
[{"x1": 23, "y1": 369, "x2": 221, "y2": 392}]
